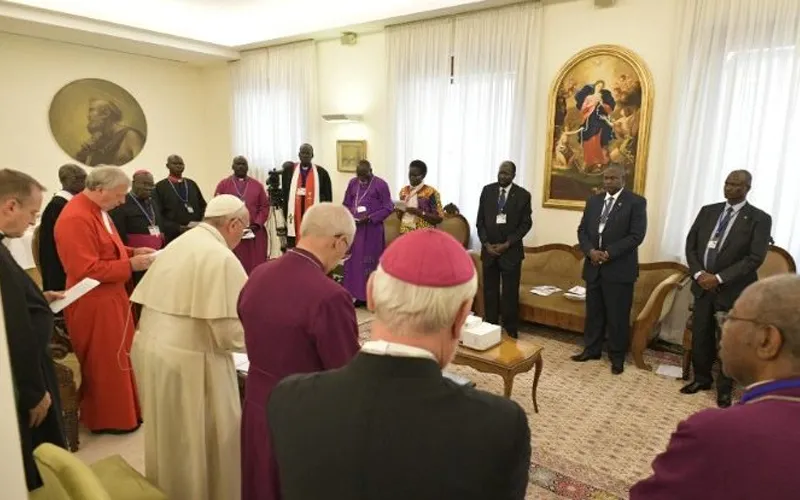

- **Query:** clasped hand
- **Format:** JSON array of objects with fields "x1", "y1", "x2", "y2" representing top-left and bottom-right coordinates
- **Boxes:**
[
  {"x1": 589, "y1": 249, "x2": 610, "y2": 265},
  {"x1": 485, "y1": 242, "x2": 510, "y2": 256},
  {"x1": 696, "y1": 271, "x2": 720, "y2": 290}
]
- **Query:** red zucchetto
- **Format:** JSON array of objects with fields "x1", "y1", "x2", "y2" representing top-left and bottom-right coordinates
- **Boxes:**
[{"x1": 379, "y1": 229, "x2": 475, "y2": 287}]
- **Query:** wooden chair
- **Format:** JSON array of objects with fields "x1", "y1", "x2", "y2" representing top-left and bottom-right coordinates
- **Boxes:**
[
  {"x1": 681, "y1": 245, "x2": 797, "y2": 379},
  {"x1": 383, "y1": 211, "x2": 471, "y2": 248},
  {"x1": 31, "y1": 226, "x2": 80, "y2": 451}
]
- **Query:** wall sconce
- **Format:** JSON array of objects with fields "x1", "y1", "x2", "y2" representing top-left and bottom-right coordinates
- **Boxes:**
[{"x1": 322, "y1": 114, "x2": 364, "y2": 123}]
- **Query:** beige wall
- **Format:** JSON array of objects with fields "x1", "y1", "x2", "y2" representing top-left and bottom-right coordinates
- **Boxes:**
[
  {"x1": 0, "y1": 32, "x2": 223, "y2": 199},
  {"x1": 316, "y1": 33, "x2": 389, "y2": 202}
]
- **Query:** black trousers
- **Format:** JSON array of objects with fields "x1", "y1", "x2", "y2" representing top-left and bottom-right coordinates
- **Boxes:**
[
  {"x1": 482, "y1": 258, "x2": 521, "y2": 337},
  {"x1": 583, "y1": 279, "x2": 634, "y2": 365},
  {"x1": 691, "y1": 293, "x2": 733, "y2": 395}
]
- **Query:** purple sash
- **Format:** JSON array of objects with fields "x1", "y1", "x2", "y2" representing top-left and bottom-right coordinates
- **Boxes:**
[{"x1": 127, "y1": 232, "x2": 165, "y2": 250}]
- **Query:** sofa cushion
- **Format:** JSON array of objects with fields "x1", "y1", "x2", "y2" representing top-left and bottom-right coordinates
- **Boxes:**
[
  {"x1": 31, "y1": 443, "x2": 111, "y2": 500},
  {"x1": 90, "y1": 455, "x2": 167, "y2": 500}
]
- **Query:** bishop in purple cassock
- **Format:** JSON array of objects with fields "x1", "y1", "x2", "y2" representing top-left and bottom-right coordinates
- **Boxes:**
[
  {"x1": 631, "y1": 274, "x2": 800, "y2": 500},
  {"x1": 237, "y1": 202, "x2": 361, "y2": 500},
  {"x1": 215, "y1": 156, "x2": 269, "y2": 274},
  {"x1": 341, "y1": 160, "x2": 394, "y2": 305}
]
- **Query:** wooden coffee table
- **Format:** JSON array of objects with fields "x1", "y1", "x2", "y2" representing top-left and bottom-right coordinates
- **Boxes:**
[{"x1": 452, "y1": 335, "x2": 544, "y2": 413}]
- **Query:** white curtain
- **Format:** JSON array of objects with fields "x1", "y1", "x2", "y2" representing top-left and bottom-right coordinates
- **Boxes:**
[
  {"x1": 658, "y1": 0, "x2": 800, "y2": 262},
  {"x1": 230, "y1": 41, "x2": 318, "y2": 181},
  {"x1": 387, "y1": 3, "x2": 541, "y2": 245}
]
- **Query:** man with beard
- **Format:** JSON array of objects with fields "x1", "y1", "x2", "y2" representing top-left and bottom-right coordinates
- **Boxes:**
[
  {"x1": 0, "y1": 169, "x2": 67, "y2": 491},
  {"x1": 281, "y1": 144, "x2": 333, "y2": 248},
  {"x1": 38, "y1": 163, "x2": 86, "y2": 292},
  {"x1": 75, "y1": 99, "x2": 144, "y2": 167},
  {"x1": 215, "y1": 156, "x2": 269, "y2": 274},
  {"x1": 154, "y1": 154, "x2": 207, "y2": 243}
]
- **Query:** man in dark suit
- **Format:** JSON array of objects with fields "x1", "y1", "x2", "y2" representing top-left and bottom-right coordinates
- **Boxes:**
[
  {"x1": 572, "y1": 165, "x2": 647, "y2": 374},
  {"x1": 281, "y1": 144, "x2": 333, "y2": 248},
  {"x1": 38, "y1": 163, "x2": 86, "y2": 292},
  {"x1": 268, "y1": 229, "x2": 531, "y2": 500},
  {"x1": 0, "y1": 169, "x2": 67, "y2": 491},
  {"x1": 681, "y1": 170, "x2": 771, "y2": 407},
  {"x1": 476, "y1": 161, "x2": 533, "y2": 338}
]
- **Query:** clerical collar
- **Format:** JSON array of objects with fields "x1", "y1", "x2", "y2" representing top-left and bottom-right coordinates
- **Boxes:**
[
  {"x1": 361, "y1": 340, "x2": 437, "y2": 362},
  {"x1": 287, "y1": 248, "x2": 323, "y2": 271},
  {"x1": 740, "y1": 377, "x2": 800, "y2": 404},
  {"x1": 168, "y1": 175, "x2": 183, "y2": 183},
  {"x1": 300, "y1": 164, "x2": 311, "y2": 170}
]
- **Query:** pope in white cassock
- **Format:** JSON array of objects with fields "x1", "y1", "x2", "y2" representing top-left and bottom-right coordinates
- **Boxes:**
[{"x1": 130, "y1": 194, "x2": 250, "y2": 500}]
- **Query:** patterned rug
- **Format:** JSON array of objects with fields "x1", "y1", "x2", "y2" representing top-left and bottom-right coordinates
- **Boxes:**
[{"x1": 357, "y1": 315, "x2": 718, "y2": 499}]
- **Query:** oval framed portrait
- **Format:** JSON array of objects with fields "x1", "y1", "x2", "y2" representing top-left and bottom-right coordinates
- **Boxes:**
[{"x1": 49, "y1": 78, "x2": 147, "y2": 167}]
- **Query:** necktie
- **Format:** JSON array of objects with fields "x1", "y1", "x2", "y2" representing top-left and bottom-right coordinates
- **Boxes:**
[
  {"x1": 705, "y1": 207, "x2": 733, "y2": 270},
  {"x1": 600, "y1": 197, "x2": 614, "y2": 224},
  {"x1": 497, "y1": 188, "x2": 507, "y2": 212}
]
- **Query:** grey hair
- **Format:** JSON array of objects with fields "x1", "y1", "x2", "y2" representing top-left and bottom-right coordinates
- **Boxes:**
[
  {"x1": 748, "y1": 274, "x2": 800, "y2": 359},
  {"x1": 300, "y1": 203, "x2": 356, "y2": 242},
  {"x1": 85, "y1": 166, "x2": 130, "y2": 191},
  {"x1": 371, "y1": 265, "x2": 478, "y2": 336},
  {"x1": 57, "y1": 163, "x2": 84, "y2": 183}
]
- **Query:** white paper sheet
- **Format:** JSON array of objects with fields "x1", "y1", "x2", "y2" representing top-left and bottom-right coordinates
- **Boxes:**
[
  {"x1": 49, "y1": 278, "x2": 101, "y2": 313},
  {"x1": 531, "y1": 286, "x2": 562, "y2": 296},
  {"x1": 655, "y1": 364, "x2": 684, "y2": 379},
  {"x1": 567, "y1": 285, "x2": 586, "y2": 296},
  {"x1": 242, "y1": 229, "x2": 256, "y2": 240},
  {"x1": 232, "y1": 352, "x2": 250, "y2": 372}
]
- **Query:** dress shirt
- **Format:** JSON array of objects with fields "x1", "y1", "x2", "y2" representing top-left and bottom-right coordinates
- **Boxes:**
[
  {"x1": 694, "y1": 200, "x2": 747, "y2": 284},
  {"x1": 598, "y1": 188, "x2": 623, "y2": 248}
]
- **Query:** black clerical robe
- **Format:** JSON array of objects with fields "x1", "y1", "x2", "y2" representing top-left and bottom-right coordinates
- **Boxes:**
[
  {"x1": 38, "y1": 193, "x2": 70, "y2": 291},
  {"x1": 0, "y1": 235, "x2": 67, "y2": 491},
  {"x1": 154, "y1": 177, "x2": 207, "y2": 243},
  {"x1": 110, "y1": 194, "x2": 167, "y2": 288}
]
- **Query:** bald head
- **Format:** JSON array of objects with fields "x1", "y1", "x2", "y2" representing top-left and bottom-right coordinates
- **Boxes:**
[
  {"x1": 720, "y1": 274, "x2": 800, "y2": 385},
  {"x1": 298, "y1": 143, "x2": 314, "y2": 167},
  {"x1": 58, "y1": 163, "x2": 86, "y2": 194},
  {"x1": 745, "y1": 274, "x2": 800, "y2": 358}
]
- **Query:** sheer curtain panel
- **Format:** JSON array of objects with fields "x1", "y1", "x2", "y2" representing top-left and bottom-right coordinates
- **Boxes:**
[
  {"x1": 658, "y1": 0, "x2": 800, "y2": 261},
  {"x1": 386, "y1": 3, "x2": 541, "y2": 245},
  {"x1": 230, "y1": 41, "x2": 318, "y2": 181}
]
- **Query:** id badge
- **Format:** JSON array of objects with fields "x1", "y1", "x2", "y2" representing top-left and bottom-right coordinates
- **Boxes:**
[
  {"x1": 356, "y1": 206, "x2": 367, "y2": 214},
  {"x1": 297, "y1": 187, "x2": 307, "y2": 196},
  {"x1": 148, "y1": 225, "x2": 161, "y2": 236},
  {"x1": 707, "y1": 240, "x2": 718, "y2": 249},
  {"x1": 496, "y1": 214, "x2": 507, "y2": 225},
  {"x1": 186, "y1": 204, "x2": 195, "y2": 214}
]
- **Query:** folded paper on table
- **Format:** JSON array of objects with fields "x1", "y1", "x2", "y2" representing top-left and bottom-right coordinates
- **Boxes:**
[
  {"x1": 49, "y1": 278, "x2": 101, "y2": 313},
  {"x1": 531, "y1": 285, "x2": 562, "y2": 296},
  {"x1": 567, "y1": 285, "x2": 586, "y2": 296}
]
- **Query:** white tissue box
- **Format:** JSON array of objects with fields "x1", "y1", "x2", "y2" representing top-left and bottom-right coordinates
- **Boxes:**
[{"x1": 460, "y1": 320, "x2": 502, "y2": 351}]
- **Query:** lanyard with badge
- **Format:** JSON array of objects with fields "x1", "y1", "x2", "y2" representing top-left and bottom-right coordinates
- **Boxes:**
[
  {"x1": 170, "y1": 179, "x2": 194, "y2": 214},
  {"x1": 496, "y1": 188, "x2": 508, "y2": 225},
  {"x1": 130, "y1": 195, "x2": 161, "y2": 236},
  {"x1": 354, "y1": 177, "x2": 374, "y2": 216}
]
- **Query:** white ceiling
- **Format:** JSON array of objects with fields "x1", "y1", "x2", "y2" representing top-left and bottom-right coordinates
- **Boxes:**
[{"x1": 1, "y1": 0, "x2": 498, "y2": 48}]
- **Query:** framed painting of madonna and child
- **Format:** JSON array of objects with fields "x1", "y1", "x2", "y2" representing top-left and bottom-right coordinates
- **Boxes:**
[{"x1": 542, "y1": 45, "x2": 653, "y2": 210}]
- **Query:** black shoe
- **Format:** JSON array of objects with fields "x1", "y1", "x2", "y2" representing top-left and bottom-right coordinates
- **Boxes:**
[
  {"x1": 611, "y1": 363, "x2": 624, "y2": 375},
  {"x1": 506, "y1": 331, "x2": 519, "y2": 339},
  {"x1": 717, "y1": 393, "x2": 732, "y2": 408},
  {"x1": 679, "y1": 381, "x2": 712, "y2": 394},
  {"x1": 570, "y1": 351, "x2": 601, "y2": 362}
]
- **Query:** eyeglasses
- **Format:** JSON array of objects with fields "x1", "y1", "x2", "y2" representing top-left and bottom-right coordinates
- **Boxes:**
[{"x1": 715, "y1": 311, "x2": 771, "y2": 330}]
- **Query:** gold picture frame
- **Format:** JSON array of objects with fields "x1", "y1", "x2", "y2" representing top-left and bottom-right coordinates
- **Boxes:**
[
  {"x1": 336, "y1": 140, "x2": 367, "y2": 173},
  {"x1": 543, "y1": 45, "x2": 653, "y2": 210}
]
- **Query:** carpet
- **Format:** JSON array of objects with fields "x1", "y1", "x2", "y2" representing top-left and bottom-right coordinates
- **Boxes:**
[{"x1": 359, "y1": 319, "x2": 718, "y2": 499}]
